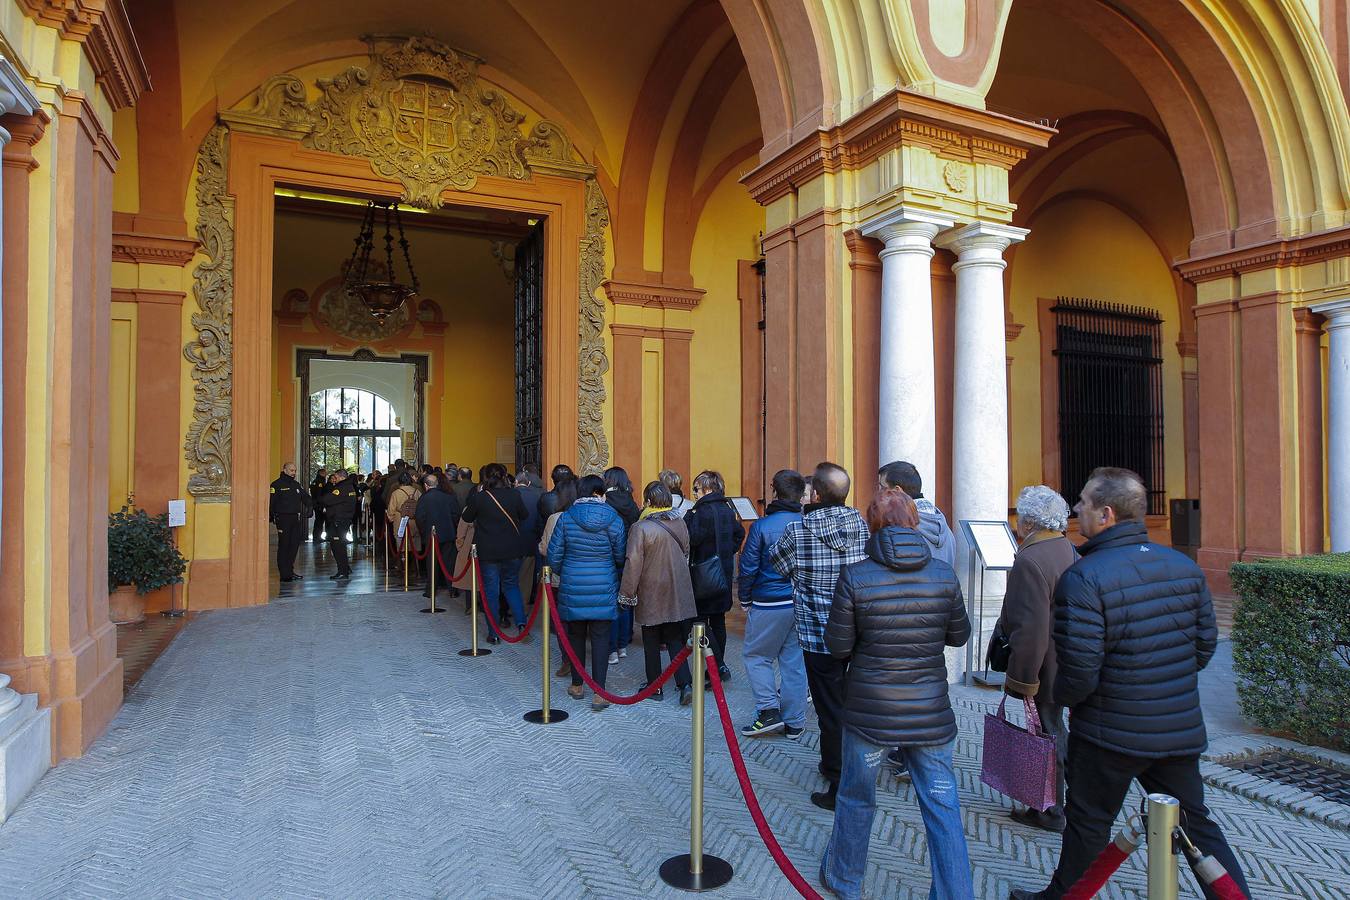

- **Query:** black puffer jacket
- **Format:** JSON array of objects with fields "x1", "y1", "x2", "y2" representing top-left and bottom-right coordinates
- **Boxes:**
[
  {"x1": 825, "y1": 527, "x2": 970, "y2": 747},
  {"x1": 685, "y1": 492, "x2": 744, "y2": 616},
  {"x1": 1053, "y1": 520, "x2": 1218, "y2": 758}
]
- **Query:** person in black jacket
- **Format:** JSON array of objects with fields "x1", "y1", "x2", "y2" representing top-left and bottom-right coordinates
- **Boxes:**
[
  {"x1": 820, "y1": 489, "x2": 971, "y2": 900},
  {"x1": 414, "y1": 473, "x2": 461, "y2": 600},
  {"x1": 1011, "y1": 467, "x2": 1249, "y2": 900},
  {"x1": 269, "y1": 462, "x2": 311, "y2": 582},
  {"x1": 604, "y1": 466, "x2": 641, "y2": 664},
  {"x1": 538, "y1": 463, "x2": 575, "y2": 523},
  {"x1": 309, "y1": 467, "x2": 328, "y2": 543},
  {"x1": 463, "y1": 462, "x2": 529, "y2": 639},
  {"x1": 317, "y1": 469, "x2": 358, "y2": 579},
  {"x1": 685, "y1": 470, "x2": 744, "y2": 682}
]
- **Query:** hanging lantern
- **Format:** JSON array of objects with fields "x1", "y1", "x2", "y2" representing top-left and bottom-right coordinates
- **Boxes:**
[{"x1": 343, "y1": 200, "x2": 421, "y2": 321}]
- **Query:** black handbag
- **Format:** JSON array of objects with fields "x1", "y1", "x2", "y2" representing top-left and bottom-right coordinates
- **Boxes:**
[
  {"x1": 986, "y1": 622, "x2": 1012, "y2": 673},
  {"x1": 690, "y1": 504, "x2": 730, "y2": 602}
]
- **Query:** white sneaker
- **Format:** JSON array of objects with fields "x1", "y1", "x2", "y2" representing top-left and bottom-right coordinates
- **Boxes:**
[
  {"x1": 607, "y1": 651, "x2": 619, "y2": 665},
  {"x1": 618, "y1": 647, "x2": 627, "y2": 659}
]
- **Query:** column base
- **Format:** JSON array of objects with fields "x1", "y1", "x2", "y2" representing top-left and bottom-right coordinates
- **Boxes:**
[
  {"x1": 1197, "y1": 546, "x2": 1240, "y2": 599},
  {"x1": 0, "y1": 692, "x2": 52, "y2": 823}
]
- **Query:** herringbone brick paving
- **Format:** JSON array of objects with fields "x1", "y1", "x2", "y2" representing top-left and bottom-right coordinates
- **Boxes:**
[{"x1": 1, "y1": 590, "x2": 1346, "y2": 898}]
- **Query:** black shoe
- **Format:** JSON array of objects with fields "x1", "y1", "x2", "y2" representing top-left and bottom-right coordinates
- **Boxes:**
[
  {"x1": 333, "y1": 572, "x2": 350, "y2": 580},
  {"x1": 718, "y1": 665, "x2": 732, "y2": 683},
  {"x1": 810, "y1": 789, "x2": 837, "y2": 811},
  {"x1": 1009, "y1": 890, "x2": 1048, "y2": 900},
  {"x1": 486, "y1": 633, "x2": 500, "y2": 645},
  {"x1": 784, "y1": 724, "x2": 804, "y2": 740},
  {"x1": 1010, "y1": 807, "x2": 1066, "y2": 833},
  {"x1": 741, "y1": 708, "x2": 785, "y2": 737},
  {"x1": 886, "y1": 748, "x2": 910, "y2": 781},
  {"x1": 280, "y1": 576, "x2": 295, "y2": 583},
  {"x1": 639, "y1": 683, "x2": 663, "y2": 701},
  {"x1": 679, "y1": 686, "x2": 693, "y2": 706},
  {"x1": 292, "y1": 574, "x2": 303, "y2": 581}
]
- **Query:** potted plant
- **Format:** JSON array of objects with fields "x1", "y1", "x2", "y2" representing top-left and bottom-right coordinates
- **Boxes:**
[{"x1": 107, "y1": 506, "x2": 188, "y2": 625}]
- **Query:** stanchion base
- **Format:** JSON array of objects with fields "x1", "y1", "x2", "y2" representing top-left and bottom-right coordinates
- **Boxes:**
[
  {"x1": 160, "y1": 609, "x2": 186, "y2": 618},
  {"x1": 419, "y1": 607, "x2": 446, "y2": 614},
  {"x1": 659, "y1": 855, "x2": 733, "y2": 891},
  {"x1": 458, "y1": 648, "x2": 492, "y2": 657},
  {"x1": 522, "y1": 709, "x2": 569, "y2": 724}
]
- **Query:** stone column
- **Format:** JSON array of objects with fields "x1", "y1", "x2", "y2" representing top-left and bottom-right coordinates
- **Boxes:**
[
  {"x1": 936, "y1": 222, "x2": 1027, "y2": 587},
  {"x1": 0, "y1": 55, "x2": 47, "y2": 823},
  {"x1": 861, "y1": 208, "x2": 953, "y2": 491},
  {"x1": 1311, "y1": 298, "x2": 1350, "y2": 551}
]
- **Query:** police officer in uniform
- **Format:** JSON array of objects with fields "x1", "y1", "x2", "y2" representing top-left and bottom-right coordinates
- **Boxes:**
[
  {"x1": 319, "y1": 468, "x2": 359, "y2": 580},
  {"x1": 269, "y1": 462, "x2": 311, "y2": 582}
]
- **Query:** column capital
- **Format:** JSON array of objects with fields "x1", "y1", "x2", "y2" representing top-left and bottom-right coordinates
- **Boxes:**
[
  {"x1": 862, "y1": 207, "x2": 954, "y2": 259},
  {"x1": 1310, "y1": 298, "x2": 1350, "y2": 327},
  {"x1": 935, "y1": 221, "x2": 1028, "y2": 267}
]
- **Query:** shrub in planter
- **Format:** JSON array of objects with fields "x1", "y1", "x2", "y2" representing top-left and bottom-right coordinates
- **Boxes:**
[
  {"x1": 108, "y1": 506, "x2": 187, "y2": 596},
  {"x1": 1230, "y1": 554, "x2": 1350, "y2": 751}
]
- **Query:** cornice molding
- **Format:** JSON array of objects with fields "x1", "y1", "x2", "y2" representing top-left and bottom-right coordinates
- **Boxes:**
[
  {"x1": 17, "y1": 0, "x2": 149, "y2": 110},
  {"x1": 1, "y1": 109, "x2": 50, "y2": 171},
  {"x1": 110, "y1": 287, "x2": 185, "y2": 306},
  {"x1": 1176, "y1": 225, "x2": 1350, "y2": 282},
  {"x1": 112, "y1": 213, "x2": 199, "y2": 266},
  {"x1": 602, "y1": 278, "x2": 705, "y2": 310},
  {"x1": 742, "y1": 88, "x2": 1055, "y2": 205},
  {"x1": 609, "y1": 323, "x2": 694, "y2": 341}
]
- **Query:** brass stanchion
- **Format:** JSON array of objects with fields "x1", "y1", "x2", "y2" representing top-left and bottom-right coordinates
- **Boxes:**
[
  {"x1": 403, "y1": 520, "x2": 410, "y2": 592},
  {"x1": 458, "y1": 545, "x2": 490, "y2": 657},
  {"x1": 523, "y1": 567, "x2": 568, "y2": 724},
  {"x1": 1146, "y1": 793, "x2": 1181, "y2": 900},
  {"x1": 420, "y1": 525, "x2": 444, "y2": 614},
  {"x1": 383, "y1": 525, "x2": 390, "y2": 593},
  {"x1": 660, "y1": 622, "x2": 733, "y2": 891}
]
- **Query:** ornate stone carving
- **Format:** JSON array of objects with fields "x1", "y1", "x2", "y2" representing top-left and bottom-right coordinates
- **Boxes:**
[
  {"x1": 185, "y1": 38, "x2": 613, "y2": 497},
  {"x1": 577, "y1": 178, "x2": 611, "y2": 475},
  {"x1": 183, "y1": 124, "x2": 234, "y2": 500},
  {"x1": 305, "y1": 37, "x2": 532, "y2": 208}
]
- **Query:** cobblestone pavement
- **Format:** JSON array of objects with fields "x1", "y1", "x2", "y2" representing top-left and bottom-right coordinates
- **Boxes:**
[{"x1": 2, "y1": 590, "x2": 1347, "y2": 899}]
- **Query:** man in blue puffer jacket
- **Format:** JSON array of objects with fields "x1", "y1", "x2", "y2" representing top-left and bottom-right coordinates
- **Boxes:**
[
  {"x1": 737, "y1": 469, "x2": 808, "y2": 739},
  {"x1": 547, "y1": 474, "x2": 626, "y2": 711},
  {"x1": 1011, "y1": 467, "x2": 1249, "y2": 900}
]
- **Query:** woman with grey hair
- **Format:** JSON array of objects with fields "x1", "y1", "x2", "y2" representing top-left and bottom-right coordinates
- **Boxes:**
[{"x1": 995, "y1": 485, "x2": 1078, "y2": 832}]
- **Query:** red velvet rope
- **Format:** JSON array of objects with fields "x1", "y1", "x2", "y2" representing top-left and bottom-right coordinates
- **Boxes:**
[
  {"x1": 543, "y1": 582, "x2": 691, "y2": 704},
  {"x1": 704, "y1": 657, "x2": 823, "y2": 900},
  {"x1": 1208, "y1": 873, "x2": 1247, "y2": 900},
  {"x1": 477, "y1": 559, "x2": 543, "y2": 644},
  {"x1": 430, "y1": 539, "x2": 474, "y2": 583}
]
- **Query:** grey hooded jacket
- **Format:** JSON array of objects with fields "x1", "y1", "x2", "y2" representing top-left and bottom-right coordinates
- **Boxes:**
[{"x1": 914, "y1": 498, "x2": 956, "y2": 570}]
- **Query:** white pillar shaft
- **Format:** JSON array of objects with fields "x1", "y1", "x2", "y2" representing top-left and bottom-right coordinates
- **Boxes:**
[
  {"x1": 876, "y1": 222, "x2": 942, "y2": 488},
  {"x1": 951, "y1": 250, "x2": 1009, "y2": 527},
  {"x1": 1326, "y1": 316, "x2": 1350, "y2": 552}
]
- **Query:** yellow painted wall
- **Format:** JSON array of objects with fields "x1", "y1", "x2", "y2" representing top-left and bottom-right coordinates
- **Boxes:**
[
  {"x1": 108, "y1": 302, "x2": 137, "y2": 512},
  {"x1": 1008, "y1": 197, "x2": 1187, "y2": 504},
  {"x1": 687, "y1": 168, "x2": 766, "y2": 495},
  {"x1": 270, "y1": 208, "x2": 515, "y2": 474}
]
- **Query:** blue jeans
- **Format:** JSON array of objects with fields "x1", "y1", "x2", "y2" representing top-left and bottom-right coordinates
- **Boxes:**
[
  {"x1": 610, "y1": 605, "x2": 633, "y2": 652},
  {"x1": 821, "y1": 730, "x2": 972, "y2": 900},
  {"x1": 479, "y1": 559, "x2": 525, "y2": 631},
  {"x1": 742, "y1": 604, "x2": 807, "y2": 726}
]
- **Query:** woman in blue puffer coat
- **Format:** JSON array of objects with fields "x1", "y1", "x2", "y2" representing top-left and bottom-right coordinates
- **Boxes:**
[{"x1": 547, "y1": 474, "x2": 627, "y2": 710}]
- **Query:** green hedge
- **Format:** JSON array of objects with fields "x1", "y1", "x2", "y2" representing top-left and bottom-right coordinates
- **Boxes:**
[{"x1": 1230, "y1": 554, "x2": 1350, "y2": 751}]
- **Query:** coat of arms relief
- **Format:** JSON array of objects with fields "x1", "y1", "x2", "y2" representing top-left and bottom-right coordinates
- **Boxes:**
[{"x1": 185, "y1": 36, "x2": 611, "y2": 500}]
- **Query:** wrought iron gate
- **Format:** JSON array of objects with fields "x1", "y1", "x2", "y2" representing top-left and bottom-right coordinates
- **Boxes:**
[
  {"x1": 514, "y1": 222, "x2": 544, "y2": 472},
  {"x1": 1053, "y1": 297, "x2": 1165, "y2": 515}
]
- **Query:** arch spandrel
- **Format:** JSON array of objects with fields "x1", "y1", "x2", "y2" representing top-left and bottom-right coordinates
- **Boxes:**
[{"x1": 183, "y1": 36, "x2": 612, "y2": 502}]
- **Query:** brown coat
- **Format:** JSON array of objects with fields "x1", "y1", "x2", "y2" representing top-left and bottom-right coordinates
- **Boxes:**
[
  {"x1": 996, "y1": 531, "x2": 1078, "y2": 702},
  {"x1": 453, "y1": 518, "x2": 476, "y2": 590},
  {"x1": 387, "y1": 484, "x2": 423, "y2": 547},
  {"x1": 620, "y1": 512, "x2": 697, "y2": 627}
]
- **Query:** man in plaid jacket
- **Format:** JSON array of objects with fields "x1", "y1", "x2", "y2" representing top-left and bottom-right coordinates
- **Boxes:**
[{"x1": 769, "y1": 462, "x2": 869, "y2": 810}]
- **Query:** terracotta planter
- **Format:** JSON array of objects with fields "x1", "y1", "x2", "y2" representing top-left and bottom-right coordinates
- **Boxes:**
[{"x1": 108, "y1": 584, "x2": 146, "y2": 625}]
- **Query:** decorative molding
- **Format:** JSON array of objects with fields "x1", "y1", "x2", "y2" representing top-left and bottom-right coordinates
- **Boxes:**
[
  {"x1": 16, "y1": 0, "x2": 100, "y2": 39},
  {"x1": 183, "y1": 124, "x2": 233, "y2": 501},
  {"x1": 741, "y1": 88, "x2": 1054, "y2": 205},
  {"x1": 85, "y1": 0, "x2": 149, "y2": 110},
  {"x1": 1176, "y1": 225, "x2": 1350, "y2": 282},
  {"x1": 1292, "y1": 306, "x2": 1326, "y2": 335},
  {"x1": 601, "y1": 279, "x2": 705, "y2": 310},
  {"x1": 111, "y1": 288, "x2": 185, "y2": 306},
  {"x1": 608, "y1": 324, "x2": 695, "y2": 341},
  {"x1": 1176, "y1": 335, "x2": 1199, "y2": 358},
  {"x1": 187, "y1": 38, "x2": 612, "y2": 497},
  {"x1": 0, "y1": 109, "x2": 49, "y2": 172},
  {"x1": 111, "y1": 222, "x2": 199, "y2": 267},
  {"x1": 1006, "y1": 322, "x2": 1024, "y2": 342}
]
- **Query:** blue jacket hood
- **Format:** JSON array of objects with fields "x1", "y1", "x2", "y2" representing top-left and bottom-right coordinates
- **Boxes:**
[{"x1": 571, "y1": 499, "x2": 620, "y2": 533}]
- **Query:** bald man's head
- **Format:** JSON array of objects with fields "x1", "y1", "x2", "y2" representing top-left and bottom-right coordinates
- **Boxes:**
[{"x1": 812, "y1": 462, "x2": 851, "y2": 506}]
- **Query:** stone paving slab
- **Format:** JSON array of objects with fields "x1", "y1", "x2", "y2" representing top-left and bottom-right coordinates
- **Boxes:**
[{"x1": 1, "y1": 591, "x2": 1347, "y2": 899}]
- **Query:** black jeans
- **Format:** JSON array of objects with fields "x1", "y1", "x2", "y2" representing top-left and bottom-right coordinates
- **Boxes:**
[
  {"x1": 642, "y1": 620, "x2": 692, "y2": 689},
  {"x1": 275, "y1": 513, "x2": 303, "y2": 578},
  {"x1": 566, "y1": 619, "x2": 610, "y2": 689},
  {"x1": 803, "y1": 650, "x2": 849, "y2": 789},
  {"x1": 311, "y1": 508, "x2": 326, "y2": 543},
  {"x1": 328, "y1": 521, "x2": 351, "y2": 575},
  {"x1": 1039, "y1": 700, "x2": 1068, "y2": 822},
  {"x1": 1045, "y1": 735, "x2": 1251, "y2": 899},
  {"x1": 700, "y1": 613, "x2": 728, "y2": 668}
]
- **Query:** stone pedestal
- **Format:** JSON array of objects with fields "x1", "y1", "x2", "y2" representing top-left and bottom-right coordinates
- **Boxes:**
[{"x1": 0, "y1": 674, "x2": 51, "y2": 823}]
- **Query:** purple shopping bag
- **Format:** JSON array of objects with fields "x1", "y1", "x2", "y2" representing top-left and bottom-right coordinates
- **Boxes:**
[{"x1": 980, "y1": 695, "x2": 1057, "y2": 812}]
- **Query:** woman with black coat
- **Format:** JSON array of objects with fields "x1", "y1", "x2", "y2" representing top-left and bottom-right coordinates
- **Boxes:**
[
  {"x1": 684, "y1": 470, "x2": 743, "y2": 681},
  {"x1": 604, "y1": 466, "x2": 641, "y2": 664},
  {"x1": 462, "y1": 462, "x2": 529, "y2": 642},
  {"x1": 819, "y1": 490, "x2": 972, "y2": 900}
]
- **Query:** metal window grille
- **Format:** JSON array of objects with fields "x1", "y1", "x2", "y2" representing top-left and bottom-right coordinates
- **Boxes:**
[
  {"x1": 513, "y1": 222, "x2": 544, "y2": 473},
  {"x1": 1052, "y1": 297, "x2": 1166, "y2": 516}
]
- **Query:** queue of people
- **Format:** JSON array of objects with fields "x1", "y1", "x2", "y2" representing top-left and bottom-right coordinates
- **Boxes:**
[{"x1": 269, "y1": 455, "x2": 1246, "y2": 900}]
